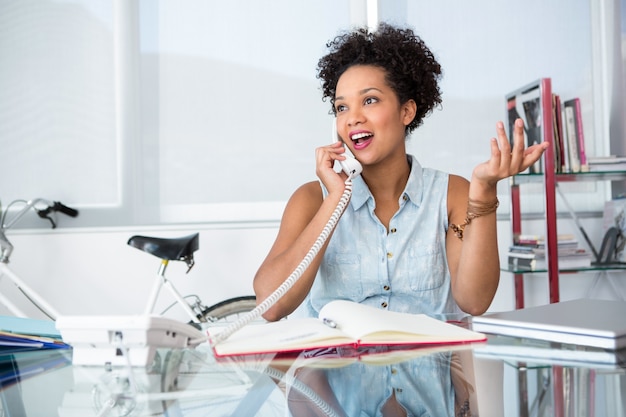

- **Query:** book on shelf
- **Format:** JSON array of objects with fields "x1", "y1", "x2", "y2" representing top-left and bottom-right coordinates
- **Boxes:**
[
  {"x1": 508, "y1": 255, "x2": 542, "y2": 271},
  {"x1": 514, "y1": 233, "x2": 576, "y2": 247},
  {"x1": 508, "y1": 249, "x2": 592, "y2": 271},
  {"x1": 208, "y1": 300, "x2": 486, "y2": 358},
  {"x1": 572, "y1": 98, "x2": 589, "y2": 171},
  {"x1": 562, "y1": 98, "x2": 589, "y2": 172},
  {"x1": 552, "y1": 94, "x2": 565, "y2": 173},
  {"x1": 508, "y1": 234, "x2": 593, "y2": 271},
  {"x1": 563, "y1": 101, "x2": 581, "y2": 172},
  {"x1": 508, "y1": 246, "x2": 588, "y2": 260},
  {"x1": 587, "y1": 155, "x2": 626, "y2": 172}
]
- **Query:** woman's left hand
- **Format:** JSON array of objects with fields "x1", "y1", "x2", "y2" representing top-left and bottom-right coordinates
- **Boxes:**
[{"x1": 472, "y1": 118, "x2": 550, "y2": 186}]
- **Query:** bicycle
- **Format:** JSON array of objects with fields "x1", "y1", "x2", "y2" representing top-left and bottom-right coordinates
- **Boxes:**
[
  {"x1": 126, "y1": 232, "x2": 257, "y2": 326},
  {"x1": 0, "y1": 197, "x2": 256, "y2": 324}
]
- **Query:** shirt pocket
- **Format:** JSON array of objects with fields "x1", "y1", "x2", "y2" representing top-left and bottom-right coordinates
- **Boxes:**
[
  {"x1": 320, "y1": 253, "x2": 363, "y2": 299},
  {"x1": 407, "y1": 246, "x2": 446, "y2": 291}
]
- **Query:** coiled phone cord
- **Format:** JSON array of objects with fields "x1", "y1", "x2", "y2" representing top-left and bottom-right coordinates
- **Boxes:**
[{"x1": 208, "y1": 176, "x2": 354, "y2": 347}]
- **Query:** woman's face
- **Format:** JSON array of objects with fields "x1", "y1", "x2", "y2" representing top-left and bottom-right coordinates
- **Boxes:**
[{"x1": 334, "y1": 65, "x2": 415, "y2": 164}]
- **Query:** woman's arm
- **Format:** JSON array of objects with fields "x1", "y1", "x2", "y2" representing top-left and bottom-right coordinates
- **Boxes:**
[
  {"x1": 253, "y1": 142, "x2": 353, "y2": 321},
  {"x1": 446, "y1": 119, "x2": 548, "y2": 315}
]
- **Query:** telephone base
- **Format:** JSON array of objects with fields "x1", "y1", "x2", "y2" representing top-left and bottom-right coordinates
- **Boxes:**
[{"x1": 56, "y1": 315, "x2": 206, "y2": 367}]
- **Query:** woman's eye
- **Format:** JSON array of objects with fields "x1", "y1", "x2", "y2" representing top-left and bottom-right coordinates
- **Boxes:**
[
  {"x1": 335, "y1": 104, "x2": 346, "y2": 113},
  {"x1": 364, "y1": 97, "x2": 378, "y2": 105}
]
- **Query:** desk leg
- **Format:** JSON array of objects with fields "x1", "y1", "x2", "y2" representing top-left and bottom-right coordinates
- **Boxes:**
[
  {"x1": 516, "y1": 364, "x2": 529, "y2": 417},
  {"x1": 530, "y1": 368, "x2": 551, "y2": 416},
  {"x1": 552, "y1": 366, "x2": 564, "y2": 417},
  {"x1": 575, "y1": 368, "x2": 591, "y2": 417},
  {"x1": 589, "y1": 370, "x2": 595, "y2": 417}
]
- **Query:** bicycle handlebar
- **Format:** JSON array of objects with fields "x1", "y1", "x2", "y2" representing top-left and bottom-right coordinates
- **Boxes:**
[
  {"x1": 1, "y1": 198, "x2": 79, "y2": 230},
  {"x1": 1, "y1": 198, "x2": 79, "y2": 263},
  {"x1": 53, "y1": 201, "x2": 79, "y2": 217},
  {"x1": 36, "y1": 201, "x2": 79, "y2": 228}
]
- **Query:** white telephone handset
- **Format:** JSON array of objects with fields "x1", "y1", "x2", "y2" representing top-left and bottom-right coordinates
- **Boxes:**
[
  {"x1": 339, "y1": 154, "x2": 363, "y2": 179},
  {"x1": 332, "y1": 118, "x2": 363, "y2": 178}
]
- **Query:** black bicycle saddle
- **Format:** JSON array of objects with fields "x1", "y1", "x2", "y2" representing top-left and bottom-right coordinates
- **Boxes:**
[{"x1": 127, "y1": 233, "x2": 199, "y2": 262}]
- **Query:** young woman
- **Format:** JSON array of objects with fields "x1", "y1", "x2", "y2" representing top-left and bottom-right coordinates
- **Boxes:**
[
  {"x1": 253, "y1": 23, "x2": 548, "y2": 416},
  {"x1": 253, "y1": 23, "x2": 547, "y2": 323}
]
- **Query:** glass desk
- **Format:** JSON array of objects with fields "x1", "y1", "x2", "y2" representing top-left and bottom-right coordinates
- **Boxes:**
[{"x1": 1, "y1": 334, "x2": 625, "y2": 416}]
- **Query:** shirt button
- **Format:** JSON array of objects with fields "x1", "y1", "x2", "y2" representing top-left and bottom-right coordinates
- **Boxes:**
[
  {"x1": 383, "y1": 285, "x2": 390, "y2": 291},
  {"x1": 387, "y1": 252, "x2": 393, "y2": 259},
  {"x1": 391, "y1": 368, "x2": 397, "y2": 374},
  {"x1": 390, "y1": 228, "x2": 397, "y2": 233},
  {"x1": 381, "y1": 302, "x2": 388, "y2": 308},
  {"x1": 402, "y1": 195, "x2": 408, "y2": 201},
  {"x1": 396, "y1": 388, "x2": 403, "y2": 393}
]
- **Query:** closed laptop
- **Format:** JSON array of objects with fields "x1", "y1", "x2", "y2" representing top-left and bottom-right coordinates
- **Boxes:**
[{"x1": 471, "y1": 298, "x2": 626, "y2": 350}]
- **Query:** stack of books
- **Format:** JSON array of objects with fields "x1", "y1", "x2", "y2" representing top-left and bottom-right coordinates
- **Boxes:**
[
  {"x1": 587, "y1": 156, "x2": 626, "y2": 173},
  {"x1": 507, "y1": 234, "x2": 593, "y2": 271}
]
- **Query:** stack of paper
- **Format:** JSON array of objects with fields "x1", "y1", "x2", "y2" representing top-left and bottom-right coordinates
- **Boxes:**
[{"x1": 0, "y1": 316, "x2": 69, "y2": 350}]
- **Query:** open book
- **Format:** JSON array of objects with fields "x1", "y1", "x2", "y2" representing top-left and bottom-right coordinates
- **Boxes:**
[
  {"x1": 215, "y1": 343, "x2": 479, "y2": 370},
  {"x1": 209, "y1": 300, "x2": 486, "y2": 357}
]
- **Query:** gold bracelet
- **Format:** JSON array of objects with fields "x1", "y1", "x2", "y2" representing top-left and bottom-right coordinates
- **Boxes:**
[{"x1": 450, "y1": 198, "x2": 499, "y2": 241}]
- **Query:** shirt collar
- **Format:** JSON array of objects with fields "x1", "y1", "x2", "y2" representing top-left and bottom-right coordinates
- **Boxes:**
[{"x1": 349, "y1": 154, "x2": 424, "y2": 211}]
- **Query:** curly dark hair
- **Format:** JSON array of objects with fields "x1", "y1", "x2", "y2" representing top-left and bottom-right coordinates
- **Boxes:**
[{"x1": 316, "y1": 23, "x2": 443, "y2": 134}]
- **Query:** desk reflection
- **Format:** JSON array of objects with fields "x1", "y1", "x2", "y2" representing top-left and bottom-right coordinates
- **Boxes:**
[
  {"x1": 2, "y1": 342, "x2": 625, "y2": 416},
  {"x1": 282, "y1": 346, "x2": 476, "y2": 417},
  {"x1": 3, "y1": 344, "x2": 475, "y2": 416}
]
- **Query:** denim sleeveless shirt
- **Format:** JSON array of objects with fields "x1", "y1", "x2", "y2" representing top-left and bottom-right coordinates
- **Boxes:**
[
  {"x1": 297, "y1": 155, "x2": 460, "y2": 416},
  {"x1": 301, "y1": 154, "x2": 460, "y2": 318}
]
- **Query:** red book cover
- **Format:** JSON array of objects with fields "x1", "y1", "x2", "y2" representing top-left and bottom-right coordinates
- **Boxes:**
[{"x1": 573, "y1": 97, "x2": 588, "y2": 171}]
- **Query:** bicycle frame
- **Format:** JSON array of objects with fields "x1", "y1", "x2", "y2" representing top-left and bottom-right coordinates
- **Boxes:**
[
  {"x1": 0, "y1": 262, "x2": 60, "y2": 320},
  {"x1": 144, "y1": 259, "x2": 204, "y2": 324},
  {"x1": 0, "y1": 198, "x2": 78, "y2": 320}
]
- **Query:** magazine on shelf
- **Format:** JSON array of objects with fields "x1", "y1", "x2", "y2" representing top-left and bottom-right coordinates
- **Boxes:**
[
  {"x1": 506, "y1": 79, "x2": 552, "y2": 174},
  {"x1": 208, "y1": 300, "x2": 486, "y2": 358}
]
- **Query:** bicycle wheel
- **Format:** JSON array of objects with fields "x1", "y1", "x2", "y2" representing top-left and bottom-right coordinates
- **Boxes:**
[{"x1": 199, "y1": 295, "x2": 257, "y2": 323}]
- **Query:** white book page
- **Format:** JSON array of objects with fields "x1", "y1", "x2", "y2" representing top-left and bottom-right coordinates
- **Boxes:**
[
  {"x1": 319, "y1": 300, "x2": 484, "y2": 344},
  {"x1": 210, "y1": 317, "x2": 352, "y2": 356}
]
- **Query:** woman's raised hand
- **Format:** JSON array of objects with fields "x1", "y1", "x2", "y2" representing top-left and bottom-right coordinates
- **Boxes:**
[{"x1": 472, "y1": 118, "x2": 549, "y2": 186}]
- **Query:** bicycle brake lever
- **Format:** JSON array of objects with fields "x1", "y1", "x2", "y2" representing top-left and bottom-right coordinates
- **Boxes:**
[{"x1": 36, "y1": 208, "x2": 57, "y2": 229}]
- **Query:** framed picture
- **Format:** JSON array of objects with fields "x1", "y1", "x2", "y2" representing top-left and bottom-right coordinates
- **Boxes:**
[{"x1": 505, "y1": 78, "x2": 554, "y2": 174}]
